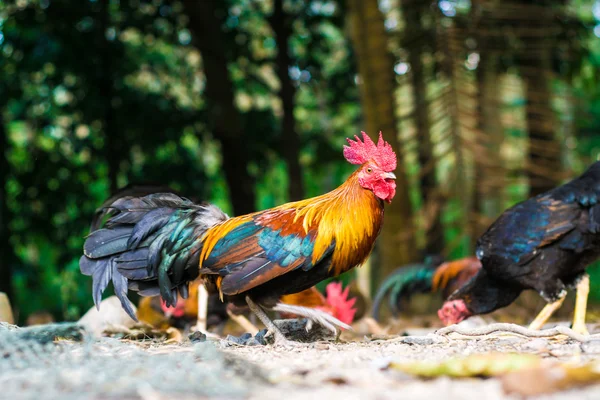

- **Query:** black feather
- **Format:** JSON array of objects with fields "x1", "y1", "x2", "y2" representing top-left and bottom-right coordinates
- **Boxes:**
[
  {"x1": 80, "y1": 191, "x2": 228, "y2": 321},
  {"x1": 115, "y1": 249, "x2": 150, "y2": 280},
  {"x1": 179, "y1": 283, "x2": 189, "y2": 299},
  {"x1": 91, "y1": 259, "x2": 112, "y2": 308},
  {"x1": 455, "y1": 161, "x2": 600, "y2": 317},
  {"x1": 112, "y1": 262, "x2": 137, "y2": 320},
  {"x1": 148, "y1": 232, "x2": 170, "y2": 272},
  {"x1": 127, "y1": 208, "x2": 175, "y2": 249},
  {"x1": 79, "y1": 255, "x2": 96, "y2": 276},
  {"x1": 84, "y1": 227, "x2": 131, "y2": 258}
]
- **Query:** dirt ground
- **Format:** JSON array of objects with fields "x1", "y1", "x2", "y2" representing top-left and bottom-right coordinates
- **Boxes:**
[
  {"x1": 6, "y1": 319, "x2": 600, "y2": 399},
  {"x1": 211, "y1": 324, "x2": 600, "y2": 400}
]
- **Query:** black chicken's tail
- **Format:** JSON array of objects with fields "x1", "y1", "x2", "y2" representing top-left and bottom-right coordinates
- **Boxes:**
[{"x1": 80, "y1": 193, "x2": 228, "y2": 320}]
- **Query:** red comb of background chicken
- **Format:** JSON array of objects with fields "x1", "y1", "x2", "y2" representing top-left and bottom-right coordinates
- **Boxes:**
[
  {"x1": 160, "y1": 297, "x2": 186, "y2": 318},
  {"x1": 279, "y1": 282, "x2": 358, "y2": 326},
  {"x1": 318, "y1": 281, "x2": 357, "y2": 325},
  {"x1": 343, "y1": 131, "x2": 397, "y2": 172}
]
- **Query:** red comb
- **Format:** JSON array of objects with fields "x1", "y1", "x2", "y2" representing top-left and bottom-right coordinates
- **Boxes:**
[
  {"x1": 343, "y1": 131, "x2": 397, "y2": 172},
  {"x1": 323, "y1": 282, "x2": 357, "y2": 325}
]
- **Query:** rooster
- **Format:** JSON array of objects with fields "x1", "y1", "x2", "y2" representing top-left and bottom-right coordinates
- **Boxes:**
[
  {"x1": 80, "y1": 132, "x2": 397, "y2": 345},
  {"x1": 439, "y1": 162, "x2": 600, "y2": 335},
  {"x1": 372, "y1": 256, "x2": 481, "y2": 321}
]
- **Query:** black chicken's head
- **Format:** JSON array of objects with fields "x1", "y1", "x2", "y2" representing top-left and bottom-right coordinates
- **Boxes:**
[
  {"x1": 438, "y1": 299, "x2": 471, "y2": 325},
  {"x1": 437, "y1": 267, "x2": 522, "y2": 326}
]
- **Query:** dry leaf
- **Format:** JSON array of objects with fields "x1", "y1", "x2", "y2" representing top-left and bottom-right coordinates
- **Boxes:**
[
  {"x1": 390, "y1": 353, "x2": 541, "y2": 378},
  {"x1": 502, "y1": 362, "x2": 600, "y2": 396}
]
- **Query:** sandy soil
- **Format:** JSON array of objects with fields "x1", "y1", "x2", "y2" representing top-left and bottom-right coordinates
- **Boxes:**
[
  {"x1": 215, "y1": 327, "x2": 600, "y2": 400},
  {"x1": 5, "y1": 319, "x2": 600, "y2": 399}
]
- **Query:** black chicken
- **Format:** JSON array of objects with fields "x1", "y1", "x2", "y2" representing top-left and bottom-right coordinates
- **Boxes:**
[{"x1": 439, "y1": 162, "x2": 600, "y2": 334}]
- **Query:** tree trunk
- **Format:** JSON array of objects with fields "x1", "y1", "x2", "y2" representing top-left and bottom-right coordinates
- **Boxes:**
[
  {"x1": 518, "y1": 3, "x2": 561, "y2": 196},
  {"x1": 523, "y1": 57, "x2": 561, "y2": 196},
  {"x1": 472, "y1": 53, "x2": 505, "y2": 243},
  {"x1": 346, "y1": 0, "x2": 417, "y2": 289},
  {"x1": 402, "y1": 2, "x2": 443, "y2": 255},
  {"x1": 270, "y1": 0, "x2": 304, "y2": 201},
  {"x1": 183, "y1": 0, "x2": 256, "y2": 215},
  {"x1": 0, "y1": 113, "x2": 13, "y2": 301},
  {"x1": 183, "y1": 0, "x2": 256, "y2": 216}
]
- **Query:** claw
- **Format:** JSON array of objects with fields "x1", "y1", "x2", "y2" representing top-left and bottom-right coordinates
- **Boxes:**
[
  {"x1": 272, "y1": 302, "x2": 351, "y2": 337},
  {"x1": 306, "y1": 319, "x2": 314, "y2": 332}
]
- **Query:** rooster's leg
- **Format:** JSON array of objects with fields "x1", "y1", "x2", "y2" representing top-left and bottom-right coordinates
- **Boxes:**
[
  {"x1": 192, "y1": 284, "x2": 219, "y2": 338},
  {"x1": 571, "y1": 273, "x2": 590, "y2": 335},
  {"x1": 271, "y1": 303, "x2": 351, "y2": 337},
  {"x1": 196, "y1": 283, "x2": 208, "y2": 332},
  {"x1": 528, "y1": 291, "x2": 566, "y2": 330},
  {"x1": 245, "y1": 296, "x2": 294, "y2": 346}
]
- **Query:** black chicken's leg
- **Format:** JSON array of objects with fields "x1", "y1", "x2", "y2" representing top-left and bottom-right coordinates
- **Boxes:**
[
  {"x1": 572, "y1": 273, "x2": 590, "y2": 335},
  {"x1": 528, "y1": 291, "x2": 566, "y2": 330}
]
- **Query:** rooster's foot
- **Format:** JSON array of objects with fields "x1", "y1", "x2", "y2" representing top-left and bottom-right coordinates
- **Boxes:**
[{"x1": 272, "y1": 303, "x2": 351, "y2": 337}]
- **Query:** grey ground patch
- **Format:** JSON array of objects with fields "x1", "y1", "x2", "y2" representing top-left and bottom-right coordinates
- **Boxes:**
[{"x1": 3, "y1": 322, "x2": 600, "y2": 399}]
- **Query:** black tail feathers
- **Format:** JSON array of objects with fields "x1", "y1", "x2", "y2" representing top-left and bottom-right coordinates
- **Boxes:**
[{"x1": 80, "y1": 193, "x2": 228, "y2": 320}]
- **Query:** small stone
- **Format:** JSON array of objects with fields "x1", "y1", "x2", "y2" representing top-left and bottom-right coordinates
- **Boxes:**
[
  {"x1": 254, "y1": 329, "x2": 269, "y2": 345},
  {"x1": 245, "y1": 338, "x2": 264, "y2": 346},
  {"x1": 78, "y1": 296, "x2": 137, "y2": 337},
  {"x1": 239, "y1": 332, "x2": 253, "y2": 341},
  {"x1": 189, "y1": 331, "x2": 207, "y2": 343},
  {"x1": 226, "y1": 334, "x2": 244, "y2": 345},
  {"x1": 399, "y1": 336, "x2": 434, "y2": 346},
  {"x1": 273, "y1": 319, "x2": 334, "y2": 343}
]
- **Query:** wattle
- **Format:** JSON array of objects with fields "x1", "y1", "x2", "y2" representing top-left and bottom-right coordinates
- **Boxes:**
[{"x1": 373, "y1": 180, "x2": 396, "y2": 203}]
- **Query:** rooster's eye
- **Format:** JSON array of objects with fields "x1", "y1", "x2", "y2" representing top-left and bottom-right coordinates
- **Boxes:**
[{"x1": 366, "y1": 168, "x2": 372, "y2": 173}]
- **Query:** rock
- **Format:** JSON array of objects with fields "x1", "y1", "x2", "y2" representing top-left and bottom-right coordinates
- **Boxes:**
[
  {"x1": 0, "y1": 292, "x2": 14, "y2": 324},
  {"x1": 224, "y1": 320, "x2": 335, "y2": 346},
  {"x1": 399, "y1": 336, "x2": 435, "y2": 346},
  {"x1": 189, "y1": 331, "x2": 207, "y2": 343},
  {"x1": 0, "y1": 322, "x2": 85, "y2": 344},
  {"x1": 273, "y1": 318, "x2": 335, "y2": 343},
  {"x1": 245, "y1": 338, "x2": 263, "y2": 346},
  {"x1": 78, "y1": 296, "x2": 137, "y2": 337},
  {"x1": 254, "y1": 329, "x2": 269, "y2": 345},
  {"x1": 226, "y1": 334, "x2": 245, "y2": 345}
]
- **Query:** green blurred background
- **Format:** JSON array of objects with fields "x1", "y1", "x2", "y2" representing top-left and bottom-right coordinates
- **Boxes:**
[{"x1": 1, "y1": 0, "x2": 600, "y2": 324}]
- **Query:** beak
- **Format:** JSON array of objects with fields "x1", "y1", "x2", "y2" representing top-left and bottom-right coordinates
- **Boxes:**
[{"x1": 383, "y1": 172, "x2": 396, "y2": 180}]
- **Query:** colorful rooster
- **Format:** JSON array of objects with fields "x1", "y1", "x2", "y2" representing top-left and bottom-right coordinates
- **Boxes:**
[
  {"x1": 372, "y1": 256, "x2": 481, "y2": 321},
  {"x1": 80, "y1": 132, "x2": 397, "y2": 345}
]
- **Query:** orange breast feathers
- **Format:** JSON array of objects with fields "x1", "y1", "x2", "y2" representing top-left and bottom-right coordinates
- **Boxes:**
[{"x1": 198, "y1": 171, "x2": 385, "y2": 294}]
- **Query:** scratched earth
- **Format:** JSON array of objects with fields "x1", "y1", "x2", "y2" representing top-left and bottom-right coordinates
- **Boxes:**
[{"x1": 4, "y1": 319, "x2": 600, "y2": 400}]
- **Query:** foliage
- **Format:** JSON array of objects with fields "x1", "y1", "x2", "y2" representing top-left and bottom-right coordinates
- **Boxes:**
[{"x1": 2, "y1": 0, "x2": 600, "y2": 322}]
